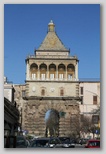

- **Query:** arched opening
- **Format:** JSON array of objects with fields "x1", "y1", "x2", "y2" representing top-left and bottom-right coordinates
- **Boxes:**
[
  {"x1": 67, "y1": 64, "x2": 75, "y2": 80},
  {"x1": 39, "y1": 63, "x2": 47, "y2": 80},
  {"x1": 41, "y1": 87, "x2": 46, "y2": 96},
  {"x1": 41, "y1": 89, "x2": 45, "y2": 96},
  {"x1": 60, "y1": 88, "x2": 64, "y2": 96},
  {"x1": 49, "y1": 64, "x2": 56, "y2": 80},
  {"x1": 58, "y1": 64, "x2": 65, "y2": 80},
  {"x1": 45, "y1": 109, "x2": 59, "y2": 137},
  {"x1": 30, "y1": 63, "x2": 38, "y2": 80}
]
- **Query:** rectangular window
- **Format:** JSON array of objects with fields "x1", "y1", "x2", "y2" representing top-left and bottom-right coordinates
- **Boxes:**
[
  {"x1": 50, "y1": 74, "x2": 54, "y2": 79},
  {"x1": 59, "y1": 74, "x2": 63, "y2": 79},
  {"x1": 41, "y1": 89, "x2": 45, "y2": 96},
  {"x1": 81, "y1": 96, "x2": 83, "y2": 104},
  {"x1": 41, "y1": 74, "x2": 45, "y2": 80},
  {"x1": 60, "y1": 89, "x2": 64, "y2": 96},
  {"x1": 80, "y1": 87, "x2": 83, "y2": 95},
  {"x1": 68, "y1": 74, "x2": 72, "y2": 80},
  {"x1": 92, "y1": 115, "x2": 99, "y2": 124},
  {"x1": 93, "y1": 96, "x2": 97, "y2": 105},
  {"x1": 22, "y1": 90, "x2": 25, "y2": 98},
  {"x1": 32, "y1": 74, "x2": 36, "y2": 79}
]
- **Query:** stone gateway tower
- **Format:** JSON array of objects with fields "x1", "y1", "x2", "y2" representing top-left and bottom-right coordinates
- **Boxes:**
[{"x1": 23, "y1": 20, "x2": 81, "y2": 137}]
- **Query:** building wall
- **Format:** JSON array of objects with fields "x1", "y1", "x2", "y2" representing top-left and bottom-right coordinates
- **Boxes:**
[
  {"x1": 4, "y1": 77, "x2": 20, "y2": 137},
  {"x1": 26, "y1": 58, "x2": 79, "y2": 81},
  {"x1": 4, "y1": 77, "x2": 14, "y2": 102},
  {"x1": 13, "y1": 81, "x2": 100, "y2": 136},
  {"x1": 13, "y1": 84, "x2": 26, "y2": 129},
  {"x1": 26, "y1": 81, "x2": 79, "y2": 97},
  {"x1": 23, "y1": 98, "x2": 80, "y2": 136},
  {"x1": 79, "y1": 82, "x2": 100, "y2": 114},
  {"x1": 4, "y1": 88, "x2": 12, "y2": 102}
]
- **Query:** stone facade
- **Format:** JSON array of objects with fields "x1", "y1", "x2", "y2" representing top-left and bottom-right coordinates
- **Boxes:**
[
  {"x1": 23, "y1": 20, "x2": 81, "y2": 137},
  {"x1": 13, "y1": 84, "x2": 26, "y2": 128},
  {"x1": 13, "y1": 21, "x2": 100, "y2": 137},
  {"x1": 23, "y1": 98, "x2": 80, "y2": 136},
  {"x1": 13, "y1": 81, "x2": 100, "y2": 138}
]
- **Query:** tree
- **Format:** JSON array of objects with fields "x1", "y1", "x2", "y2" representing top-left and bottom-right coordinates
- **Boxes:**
[
  {"x1": 92, "y1": 105, "x2": 100, "y2": 115},
  {"x1": 80, "y1": 115, "x2": 96, "y2": 138}
]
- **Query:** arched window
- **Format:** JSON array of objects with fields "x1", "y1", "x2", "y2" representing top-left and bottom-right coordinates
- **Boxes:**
[
  {"x1": 67, "y1": 64, "x2": 75, "y2": 80},
  {"x1": 40, "y1": 63, "x2": 47, "y2": 80},
  {"x1": 41, "y1": 89, "x2": 45, "y2": 96},
  {"x1": 58, "y1": 64, "x2": 65, "y2": 80},
  {"x1": 60, "y1": 89, "x2": 64, "y2": 96},
  {"x1": 30, "y1": 63, "x2": 38, "y2": 80},
  {"x1": 49, "y1": 63, "x2": 56, "y2": 80}
]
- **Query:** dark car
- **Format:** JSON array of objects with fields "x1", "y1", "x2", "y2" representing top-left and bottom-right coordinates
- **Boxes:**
[
  {"x1": 16, "y1": 136, "x2": 29, "y2": 148},
  {"x1": 79, "y1": 138, "x2": 88, "y2": 145},
  {"x1": 30, "y1": 138, "x2": 50, "y2": 148},
  {"x1": 9, "y1": 135, "x2": 29, "y2": 148},
  {"x1": 30, "y1": 137, "x2": 63, "y2": 148},
  {"x1": 85, "y1": 139, "x2": 100, "y2": 148},
  {"x1": 48, "y1": 137, "x2": 63, "y2": 148},
  {"x1": 59, "y1": 137, "x2": 75, "y2": 148}
]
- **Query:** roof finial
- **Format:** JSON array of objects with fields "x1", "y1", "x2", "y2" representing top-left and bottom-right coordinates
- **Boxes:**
[
  {"x1": 50, "y1": 20, "x2": 53, "y2": 23},
  {"x1": 48, "y1": 20, "x2": 55, "y2": 32}
]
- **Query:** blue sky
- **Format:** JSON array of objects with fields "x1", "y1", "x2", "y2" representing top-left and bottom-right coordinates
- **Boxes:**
[{"x1": 4, "y1": 4, "x2": 100, "y2": 84}]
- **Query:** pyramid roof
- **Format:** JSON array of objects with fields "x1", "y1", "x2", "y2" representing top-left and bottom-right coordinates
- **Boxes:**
[{"x1": 38, "y1": 20, "x2": 69, "y2": 51}]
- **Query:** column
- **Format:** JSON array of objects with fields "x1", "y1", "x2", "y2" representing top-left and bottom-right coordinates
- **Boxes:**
[
  {"x1": 46, "y1": 65, "x2": 49, "y2": 80},
  {"x1": 26, "y1": 60, "x2": 29, "y2": 80},
  {"x1": 56, "y1": 65, "x2": 58, "y2": 80},
  {"x1": 75, "y1": 62, "x2": 78, "y2": 81},
  {"x1": 66, "y1": 66, "x2": 67, "y2": 80},
  {"x1": 38, "y1": 66, "x2": 40, "y2": 80}
]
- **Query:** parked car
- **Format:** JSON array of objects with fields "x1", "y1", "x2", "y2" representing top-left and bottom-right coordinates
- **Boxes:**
[
  {"x1": 79, "y1": 138, "x2": 88, "y2": 145},
  {"x1": 26, "y1": 139, "x2": 31, "y2": 147},
  {"x1": 30, "y1": 137, "x2": 64, "y2": 148},
  {"x1": 30, "y1": 137, "x2": 75, "y2": 148},
  {"x1": 16, "y1": 135, "x2": 29, "y2": 148},
  {"x1": 30, "y1": 137, "x2": 50, "y2": 148},
  {"x1": 85, "y1": 139, "x2": 100, "y2": 148},
  {"x1": 48, "y1": 137, "x2": 63, "y2": 148},
  {"x1": 9, "y1": 135, "x2": 29, "y2": 148},
  {"x1": 59, "y1": 137, "x2": 75, "y2": 148}
]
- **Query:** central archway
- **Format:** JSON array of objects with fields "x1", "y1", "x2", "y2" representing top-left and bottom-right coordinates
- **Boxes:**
[{"x1": 45, "y1": 109, "x2": 60, "y2": 137}]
